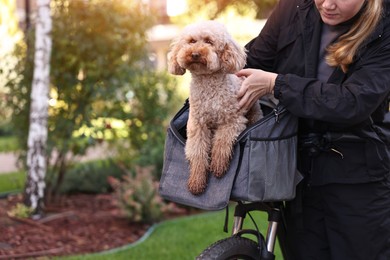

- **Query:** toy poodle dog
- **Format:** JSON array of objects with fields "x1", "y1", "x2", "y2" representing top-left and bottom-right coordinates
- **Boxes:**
[{"x1": 167, "y1": 20, "x2": 262, "y2": 195}]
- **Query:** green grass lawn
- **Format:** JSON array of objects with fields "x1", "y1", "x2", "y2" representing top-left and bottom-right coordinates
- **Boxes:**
[
  {"x1": 0, "y1": 135, "x2": 24, "y2": 194},
  {"x1": 58, "y1": 206, "x2": 283, "y2": 260},
  {"x1": 0, "y1": 171, "x2": 25, "y2": 194}
]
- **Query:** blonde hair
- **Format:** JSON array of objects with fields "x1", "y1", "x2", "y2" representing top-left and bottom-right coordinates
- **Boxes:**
[{"x1": 326, "y1": 0, "x2": 383, "y2": 72}]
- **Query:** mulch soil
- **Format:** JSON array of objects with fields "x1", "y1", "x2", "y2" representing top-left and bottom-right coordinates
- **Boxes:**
[{"x1": 0, "y1": 193, "x2": 192, "y2": 259}]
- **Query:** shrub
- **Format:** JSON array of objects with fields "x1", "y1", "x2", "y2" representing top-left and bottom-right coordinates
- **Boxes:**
[
  {"x1": 58, "y1": 159, "x2": 125, "y2": 194},
  {"x1": 108, "y1": 166, "x2": 173, "y2": 223},
  {"x1": 113, "y1": 70, "x2": 183, "y2": 180},
  {"x1": 7, "y1": 203, "x2": 33, "y2": 218}
]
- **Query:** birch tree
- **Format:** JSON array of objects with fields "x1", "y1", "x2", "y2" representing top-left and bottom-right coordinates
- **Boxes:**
[{"x1": 24, "y1": 0, "x2": 52, "y2": 215}]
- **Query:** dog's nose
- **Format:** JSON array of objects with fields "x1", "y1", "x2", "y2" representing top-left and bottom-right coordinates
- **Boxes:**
[{"x1": 191, "y1": 52, "x2": 200, "y2": 60}]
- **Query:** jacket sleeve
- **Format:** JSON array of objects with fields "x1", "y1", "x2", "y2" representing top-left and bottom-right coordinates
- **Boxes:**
[{"x1": 245, "y1": 0, "x2": 300, "y2": 71}]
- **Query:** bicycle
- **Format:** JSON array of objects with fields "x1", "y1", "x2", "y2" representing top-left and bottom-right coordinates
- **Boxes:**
[
  {"x1": 196, "y1": 200, "x2": 291, "y2": 260},
  {"x1": 196, "y1": 131, "x2": 366, "y2": 260}
]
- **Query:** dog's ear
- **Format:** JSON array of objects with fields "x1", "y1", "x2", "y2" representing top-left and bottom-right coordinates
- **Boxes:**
[
  {"x1": 221, "y1": 38, "x2": 247, "y2": 74},
  {"x1": 167, "y1": 40, "x2": 186, "y2": 75}
]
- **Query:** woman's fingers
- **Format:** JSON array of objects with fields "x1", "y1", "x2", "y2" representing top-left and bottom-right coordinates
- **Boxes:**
[{"x1": 236, "y1": 68, "x2": 253, "y2": 77}]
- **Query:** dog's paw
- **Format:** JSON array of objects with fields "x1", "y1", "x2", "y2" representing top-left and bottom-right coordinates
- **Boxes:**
[
  {"x1": 213, "y1": 171, "x2": 226, "y2": 179},
  {"x1": 210, "y1": 160, "x2": 228, "y2": 178},
  {"x1": 187, "y1": 176, "x2": 207, "y2": 195}
]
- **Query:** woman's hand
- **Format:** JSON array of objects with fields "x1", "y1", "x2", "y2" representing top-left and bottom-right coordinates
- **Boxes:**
[{"x1": 236, "y1": 69, "x2": 278, "y2": 111}]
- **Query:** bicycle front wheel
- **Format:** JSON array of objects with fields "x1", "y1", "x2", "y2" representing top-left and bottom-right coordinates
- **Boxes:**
[{"x1": 197, "y1": 236, "x2": 260, "y2": 260}]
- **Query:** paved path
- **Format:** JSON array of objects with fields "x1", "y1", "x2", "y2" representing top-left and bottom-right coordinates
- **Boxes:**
[
  {"x1": 0, "y1": 152, "x2": 20, "y2": 173},
  {"x1": 0, "y1": 145, "x2": 108, "y2": 174}
]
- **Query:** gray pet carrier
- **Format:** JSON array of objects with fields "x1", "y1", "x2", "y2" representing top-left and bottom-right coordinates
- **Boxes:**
[{"x1": 159, "y1": 99, "x2": 302, "y2": 210}]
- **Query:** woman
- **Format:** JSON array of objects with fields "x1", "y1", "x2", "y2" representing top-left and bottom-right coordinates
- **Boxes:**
[{"x1": 237, "y1": 0, "x2": 390, "y2": 259}]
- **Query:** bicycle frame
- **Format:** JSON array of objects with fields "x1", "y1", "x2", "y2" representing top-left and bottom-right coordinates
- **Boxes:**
[{"x1": 230, "y1": 201, "x2": 290, "y2": 259}]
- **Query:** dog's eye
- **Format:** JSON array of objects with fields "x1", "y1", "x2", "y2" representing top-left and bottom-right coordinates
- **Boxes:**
[
  {"x1": 189, "y1": 39, "x2": 197, "y2": 44},
  {"x1": 204, "y1": 38, "x2": 214, "y2": 45}
]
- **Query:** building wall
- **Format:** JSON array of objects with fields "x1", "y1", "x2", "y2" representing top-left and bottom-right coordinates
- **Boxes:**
[{"x1": 147, "y1": 24, "x2": 180, "y2": 71}]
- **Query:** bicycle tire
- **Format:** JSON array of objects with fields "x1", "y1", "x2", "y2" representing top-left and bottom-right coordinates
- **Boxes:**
[{"x1": 197, "y1": 236, "x2": 260, "y2": 260}]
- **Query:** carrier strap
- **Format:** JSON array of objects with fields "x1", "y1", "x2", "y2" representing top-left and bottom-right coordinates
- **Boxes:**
[{"x1": 223, "y1": 205, "x2": 229, "y2": 233}]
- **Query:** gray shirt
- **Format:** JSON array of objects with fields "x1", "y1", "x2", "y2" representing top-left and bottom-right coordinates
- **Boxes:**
[{"x1": 317, "y1": 23, "x2": 350, "y2": 82}]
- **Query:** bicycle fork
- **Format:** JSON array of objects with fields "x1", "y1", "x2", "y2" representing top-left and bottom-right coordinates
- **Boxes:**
[{"x1": 231, "y1": 202, "x2": 281, "y2": 254}]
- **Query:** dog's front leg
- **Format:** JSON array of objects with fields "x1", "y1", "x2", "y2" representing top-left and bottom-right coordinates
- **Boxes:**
[
  {"x1": 185, "y1": 118, "x2": 212, "y2": 195},
  {"x1": 210, "y1": 123, "x2": 246, "y2": 178}
]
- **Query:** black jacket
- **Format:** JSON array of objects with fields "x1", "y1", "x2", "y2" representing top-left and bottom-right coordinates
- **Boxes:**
[{"x1": 245, "y1": 0, "x2": 390, "y2": 185}]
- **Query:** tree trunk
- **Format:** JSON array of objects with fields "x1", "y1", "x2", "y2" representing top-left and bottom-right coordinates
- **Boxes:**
[{"x1": 24, "y1": 0, "x2": 52, "y2": 216}]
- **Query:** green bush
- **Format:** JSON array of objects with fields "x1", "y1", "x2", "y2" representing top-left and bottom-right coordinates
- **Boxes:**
[
  {"x1": 108, "y1": 166, "x2": 172, "y2": 223},
  {"x1": 0, "y1": 124, "x2": 14, "y2": 137},
  {"x1": 0, "y1": 136, "x2": 19, "y2": 152},
  {"x1": 58, "y1": 159, "x2": 125, "y2": 194},
  {"x1": 113, "y1": 71, "x2": 182, "y2": 180},
  {"x1": 7, "y1": 203, "x2": 33, "y2": 218}
]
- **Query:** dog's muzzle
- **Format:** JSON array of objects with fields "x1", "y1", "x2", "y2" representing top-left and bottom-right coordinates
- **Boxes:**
[{"x1": 191, "y1": 52, "x2": 201, "y2": 60}]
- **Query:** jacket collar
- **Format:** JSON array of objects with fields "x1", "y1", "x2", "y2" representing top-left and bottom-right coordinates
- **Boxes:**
[{"x1": 297, "y1": 0, "x2": 322, "y2": 77}]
